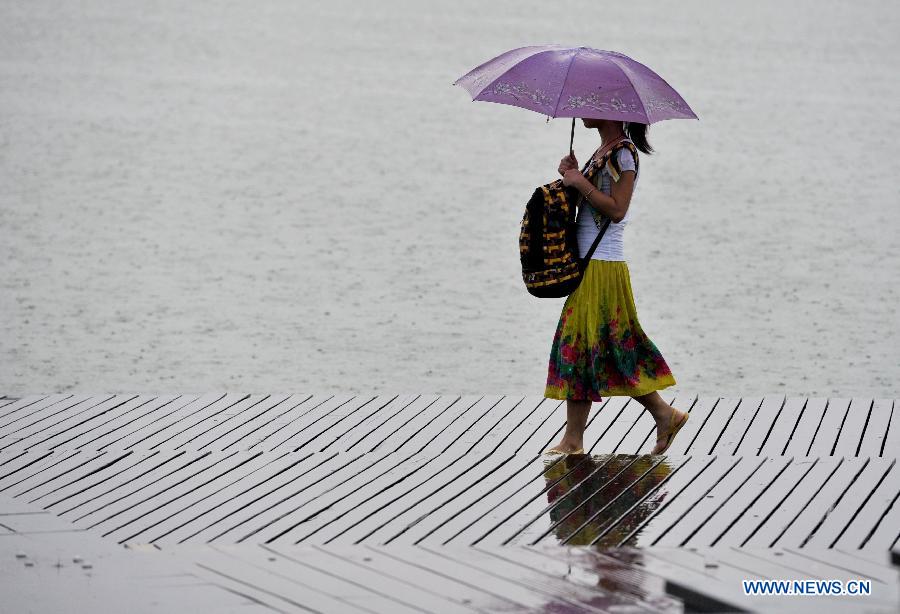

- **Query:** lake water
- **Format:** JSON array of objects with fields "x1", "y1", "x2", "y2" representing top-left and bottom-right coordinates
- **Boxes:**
[{"x1": 1, "y1": 0, "x2": 898, "y2": 399}]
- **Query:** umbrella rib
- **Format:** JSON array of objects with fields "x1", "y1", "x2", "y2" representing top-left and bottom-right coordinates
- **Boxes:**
[
  {"x1": 550, "y1": 50, "x2": 580, "y2": 119},
  {"x1": 606, "y1": 57, "x2": 650, "y2": 123}
]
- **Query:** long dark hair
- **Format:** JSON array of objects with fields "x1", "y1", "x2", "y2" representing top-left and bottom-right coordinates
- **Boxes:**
[{"x1": 624, "y1": 122, "x2": 653, "y2": 155}]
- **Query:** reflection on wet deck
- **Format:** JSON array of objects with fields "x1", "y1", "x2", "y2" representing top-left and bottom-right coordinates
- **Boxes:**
[
  {"x1": 1, "y1": 392, "x2": 898, "y2": 612},
  {"x1": 539, "y1": 453, "x2": 680, "y2": 546}
]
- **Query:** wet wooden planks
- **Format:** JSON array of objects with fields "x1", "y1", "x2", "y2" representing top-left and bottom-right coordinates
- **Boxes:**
[
  {"x1": 0, "y1": 393, "x2": 896, "y2": 456},
  {"x1": 0, "y1": 393, "x2": 898, "y2": 552},
  {"x1": 2, "y1": 392, "x2": 900, "y2": 613},
  {"x1": 0, "y1": 494, "x2": 275, "y2": 613},
  {"x1": 0, "y1": 393, "x2": 900, "y2": 456},
  {"x1": 0, "y1": 447, "x2": 897, "y2": 550},
  {"x1": 103, "y1": 544, "x2": 900, "y2": 613},
  {"x1": 5, "y1": 536, "x2": 896, "y2": 613}
]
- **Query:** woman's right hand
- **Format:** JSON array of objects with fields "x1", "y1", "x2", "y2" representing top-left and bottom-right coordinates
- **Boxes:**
[{"x1": 558, "y1": 154, "x2": 578, "y2": 177}]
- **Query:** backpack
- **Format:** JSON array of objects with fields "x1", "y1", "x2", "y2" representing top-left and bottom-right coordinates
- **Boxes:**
[{"x1": 518, "y1": 140, "x2": 639, "y2": 298}]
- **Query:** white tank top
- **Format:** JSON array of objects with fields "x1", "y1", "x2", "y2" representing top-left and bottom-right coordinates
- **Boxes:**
[{"x1": 575, "y1": 140, "x2": 639, "y2": 262}]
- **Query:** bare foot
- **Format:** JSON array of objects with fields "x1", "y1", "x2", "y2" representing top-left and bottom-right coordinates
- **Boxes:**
[{"x1": 651, "y1": 406, "x2": 688, "y2": 455}]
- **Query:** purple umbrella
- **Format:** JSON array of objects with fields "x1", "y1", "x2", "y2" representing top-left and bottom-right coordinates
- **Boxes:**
[{"x1": 453, "y1": 45, "x2": 698, "y2": 154}]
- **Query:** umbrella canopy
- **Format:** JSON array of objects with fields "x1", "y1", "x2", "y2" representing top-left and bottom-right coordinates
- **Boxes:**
[{"x1": 454, "y1": 45, "x2": 698, "y2": 126}]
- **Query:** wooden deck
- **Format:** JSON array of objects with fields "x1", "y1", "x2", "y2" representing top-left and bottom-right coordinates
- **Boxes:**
[{"x1": 1, "y1": 392, "x2": 898, "y2": 612}]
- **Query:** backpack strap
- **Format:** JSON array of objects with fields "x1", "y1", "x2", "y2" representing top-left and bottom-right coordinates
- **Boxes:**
[
  {"x1": 580, "y1": 217, "x2": 611, "y2": 269},
  {"x1": 584, "y1": 140, "x2": 639, "y2": 214},
  {"x1": 582, "y1": 140, "x2": 638, "y2": 188},
  {"x1": 579, "y1": 141, "x2": 639, "y2": 268},
  {"x1": 606, "y1": 141, "x2": 639, "y2": 182}
]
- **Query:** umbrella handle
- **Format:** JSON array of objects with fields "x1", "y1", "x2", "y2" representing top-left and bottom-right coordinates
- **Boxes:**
[{"x1": 569, "y1": 117, "x2": 575, "y2": 158}]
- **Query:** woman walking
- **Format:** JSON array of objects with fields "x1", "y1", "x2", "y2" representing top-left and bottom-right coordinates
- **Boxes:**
[{"x1": 544, "y1": 118, "x2": 688, "y2": 456}]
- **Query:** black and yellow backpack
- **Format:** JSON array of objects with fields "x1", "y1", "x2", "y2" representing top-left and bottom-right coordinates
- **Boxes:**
[{"x1": 519, "y1": 140, "x2": 639, "y2": 298}]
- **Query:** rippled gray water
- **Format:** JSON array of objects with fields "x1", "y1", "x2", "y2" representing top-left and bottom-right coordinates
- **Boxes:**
[{"x1": 2, "y1": 0, "x2": 898, "y2": 398}]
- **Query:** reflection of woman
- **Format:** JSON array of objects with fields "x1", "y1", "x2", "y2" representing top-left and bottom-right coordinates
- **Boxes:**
[
  {"x1": 543, "y1": 455, "x2": 668, "y2": 546},
  {"x1": 544, "y1": 119, "x2": 688, "y2": 455}
]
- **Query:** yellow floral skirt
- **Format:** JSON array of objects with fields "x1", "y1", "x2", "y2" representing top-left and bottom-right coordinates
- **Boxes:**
[{"x1": 544, "y1": 259, "x2": 676, "y2": 401}]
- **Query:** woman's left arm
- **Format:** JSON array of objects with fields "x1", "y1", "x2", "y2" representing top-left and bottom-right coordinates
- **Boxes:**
[{"x1": 561, "y1": 169, "x2": 635, "y2": 223}]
